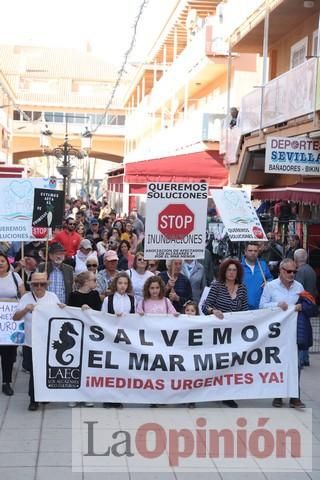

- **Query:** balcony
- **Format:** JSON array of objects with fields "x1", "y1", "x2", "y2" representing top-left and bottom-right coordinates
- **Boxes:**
[
  {"x1": 146, "y1": 23, "x2": 228, "y2": 114},
  {"x1": 13, "y1": 120, "x2": 126, "y2": 138},
  {"x1": 240, "y1": 57, "x2": 318, "y2": 135},
  {"x1": 125, "y1": 112, "x2": 224, "y2": 163}
]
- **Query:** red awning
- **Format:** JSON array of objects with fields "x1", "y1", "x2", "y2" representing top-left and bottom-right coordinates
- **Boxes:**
[
  {"x1": 252, "y1": 183, "x2": 320, "y2": 204},
  {"x1": 0, "y1": 166, "x2": 24, "y2": 178},
  {"x1": 124, "y1": 150, "x2": 228, "y2": 186}
]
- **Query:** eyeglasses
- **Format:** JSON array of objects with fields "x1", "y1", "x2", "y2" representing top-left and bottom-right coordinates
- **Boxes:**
[
  {"x1": 281, "y1": 268, "x2": 297, "y2": 274},
  {"x1": 32, "y1": 282, "x2": 47, "y2": 287},
  {"x1": 137, "y1": 258, "x2": 146, "y2": 262},
  {"x1": 87, "y1": 264, "x2": 97, "y2": 268},
  {"x1": 149, "y1": 263, "x2": 156, "y2": 267}
]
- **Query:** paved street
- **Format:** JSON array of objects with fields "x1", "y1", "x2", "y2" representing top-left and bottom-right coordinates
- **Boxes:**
[{"x1": 0, "y1": 353, "x2": 320, "y2": 480}]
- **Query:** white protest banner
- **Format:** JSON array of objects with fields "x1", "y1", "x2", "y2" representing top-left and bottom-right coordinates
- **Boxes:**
[
  {"x1": 265, "y1": 136, "x2": 320, "y2": 175},
  {"x1": 211, "y1": 188, "x2": 267, "y2": 241},
  {"x1": 33, "y1": 304, "x2": 298, "y2": 403},
  {"x1": 0, "y1": 177, "x2": 58, "y2": 241},
  {"x1": 0, "y1": 300, "x2": 24, "y2": 345},
  {"x1": 144, "y1": 182, "x2": 208, "y2": 259}
]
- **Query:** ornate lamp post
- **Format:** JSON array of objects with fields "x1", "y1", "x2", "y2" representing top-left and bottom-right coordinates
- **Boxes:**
[{"x1": 40, "y1": 116, "x2": 92, "y2": 201}]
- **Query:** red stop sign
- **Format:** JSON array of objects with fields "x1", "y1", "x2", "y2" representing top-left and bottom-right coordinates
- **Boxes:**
[
  {"x1": 158, "y1": 204, "x2": 194, "y2": 240},
  {"x1": 32, "y1": 227, "x2": 48, "y2": 239}
]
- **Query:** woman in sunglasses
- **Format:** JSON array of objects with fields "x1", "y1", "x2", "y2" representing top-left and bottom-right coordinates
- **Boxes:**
[
  {"x1": 12, "y1": 272, "x2": 62, "y2": 411},
  {"x1": 126, "y1": 253, "x2": 154, "y2": 303},
  {"x1": 85, "y1": 255, "x2": 99, "y2": 275}
]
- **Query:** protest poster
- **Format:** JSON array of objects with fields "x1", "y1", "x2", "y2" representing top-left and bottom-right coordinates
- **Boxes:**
[
  {"x1": 144, "y1": 182, "x2": 208, "y2": 259},
  {"x1": 211, "y1": 188, "x2": 267, "y2": 241},
  {"x1": 33, "y1": 304, "x2": 298, "y2": 403},
  {"x1": 32, "y1": 188, "x2": 64, "y2": 229},
  {"x1": 0, "y1": 177, "x2": 58, "y2": 241},
  {"x1": 0, "y1": 300, "x2": 24, "y2": 345}
]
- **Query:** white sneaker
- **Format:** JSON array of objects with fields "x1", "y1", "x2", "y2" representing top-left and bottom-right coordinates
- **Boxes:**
[
  {"x1": 84, "y1": 402, "x2": 94, "y2": 407},
  {"x1": 68, "y1": 402, "x2": 77, "y2": 408}
]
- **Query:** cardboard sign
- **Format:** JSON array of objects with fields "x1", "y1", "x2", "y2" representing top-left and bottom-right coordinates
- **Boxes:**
[
  {"x1": 32, "y1": 188, "x2": 64, "y2": 229},
  {"x1": 211, "y1": 188, "x2": 267, "y2": 242},
  {"x1": 144, "y1": 182, "x2": 208, "y2": 259}
]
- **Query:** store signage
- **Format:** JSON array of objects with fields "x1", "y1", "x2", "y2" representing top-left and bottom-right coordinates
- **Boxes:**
[
  {"x1": 144, "y1": 182, "x2": 208, "y2": 259},
  {"x1": 265, "y1": 136, "x2": 320, "y2": 175}
]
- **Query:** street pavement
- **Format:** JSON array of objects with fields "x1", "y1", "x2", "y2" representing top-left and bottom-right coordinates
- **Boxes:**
[{"x1": 0, "y1": 353, "x2": 320, "y2": 480}]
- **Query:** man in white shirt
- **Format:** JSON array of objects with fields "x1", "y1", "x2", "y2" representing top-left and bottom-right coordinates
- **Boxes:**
[{"x1": 259, "y1": 258, "x2": 304, "y2": 409}]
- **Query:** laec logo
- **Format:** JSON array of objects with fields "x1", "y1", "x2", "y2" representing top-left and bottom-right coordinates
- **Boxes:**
[{"x1": 46, "y1": 318, "x2": 84, "y2": 389}]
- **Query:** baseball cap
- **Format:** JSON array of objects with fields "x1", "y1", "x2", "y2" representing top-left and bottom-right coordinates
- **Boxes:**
[
  {"x1": 80, "y1": 239, "x2": 92, "y2": 250},
  {"x1": 104, "y1": 250, "x2": 119, "y2": 262},
  {"x1": 90, "y1": 218, "x2": 99, "y2": 225}
]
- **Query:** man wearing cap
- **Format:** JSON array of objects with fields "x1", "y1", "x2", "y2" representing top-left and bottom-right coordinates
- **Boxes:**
[
  {"x1": 74, "y1": 239, "x2": 98, "y2": 274},
  {"x1": 13, "y1": 272, "x2": 62, "y2": 411},
  {"x1": 96, "y1": 250, "x2": 119, "y2": 299},
  {"x1": 38, "y1": 243, "x2": 73, "y2": 304},
  {"x1": 52, "y1": 217, "x2": 81, "y2": 259}
]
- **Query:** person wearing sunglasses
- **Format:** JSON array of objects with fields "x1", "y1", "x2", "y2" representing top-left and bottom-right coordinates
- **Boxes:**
[
  {"x1": 148, "y1": 260, "x2": 160, "y2": 275},
  {"x1": 126, "y1": 253, "x2": 153, "y2": 304},
  {"x1": 52, "y1": 217, "x2": 81, "y2": 259},
  {"x1": 85, "y1": 255, "x2": 99, "y2": 275},
  {"x1": 13, "y1": 272, "x2": 63, "y2": 411},
  {"x1": 259, "y1": 258, "x2": 313, "y2": 410}
]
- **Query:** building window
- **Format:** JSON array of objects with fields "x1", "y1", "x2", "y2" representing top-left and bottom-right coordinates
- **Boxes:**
[
  {"x1": 13, "y1": 110, "x2": 21, "y2": 120},
  {"x1": 290, "y1": 36, "x2": 308, "y2": 69}
]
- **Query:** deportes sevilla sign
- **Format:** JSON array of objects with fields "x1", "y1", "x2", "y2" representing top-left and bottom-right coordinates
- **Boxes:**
[{"x1": 144, "y1": 182, "x2": 208, "y2": 259}]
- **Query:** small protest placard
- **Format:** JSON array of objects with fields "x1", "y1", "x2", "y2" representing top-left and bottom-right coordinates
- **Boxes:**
[{"x1": 32, "y1": 188, "x2": 64, "y2": 229}]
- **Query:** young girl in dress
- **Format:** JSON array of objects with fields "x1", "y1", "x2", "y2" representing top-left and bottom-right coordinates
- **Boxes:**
[
  {"x1": 101, "y1": 272, "x2": 135, "y2": 315},
  {"x1": 136, "y1": 276, "x2": 177, "y2": 315}
]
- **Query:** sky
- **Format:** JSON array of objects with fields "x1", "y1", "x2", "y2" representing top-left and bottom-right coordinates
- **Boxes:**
[{"x1": 0, "y1": 0, "x2": 178, "y2": 67}]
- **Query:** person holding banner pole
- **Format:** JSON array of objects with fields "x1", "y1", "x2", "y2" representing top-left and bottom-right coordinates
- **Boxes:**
[
  {"x1": 12, "y1": 272, "x2": 62, "y2": 411},
  {"x1": 259, "y1": 258, "x2": 315, "y2": 409},
  {"x1": 202, "y1": 258, "x2": 248, "y2": 408},
  {"x1": 0, "y1": 254, "x2": 25, "y2": 396}
]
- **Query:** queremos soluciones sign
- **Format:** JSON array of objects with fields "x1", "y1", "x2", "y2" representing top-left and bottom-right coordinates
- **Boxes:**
[
  {"x1": 265, "y1": 136, "x2": 320, "y2": 175},
  {"x1": 144, "y1": 182, "x2": 208, "y2": 260}
]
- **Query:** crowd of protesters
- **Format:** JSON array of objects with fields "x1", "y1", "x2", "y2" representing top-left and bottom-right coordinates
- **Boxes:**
[{"x1": 0, "y1": 195, "x2": 318, "y2": 411}]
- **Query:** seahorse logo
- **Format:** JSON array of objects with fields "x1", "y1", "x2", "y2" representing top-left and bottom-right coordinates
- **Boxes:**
[{"x1": 52, "y1": 322, "x2": 79, "y2": 366}]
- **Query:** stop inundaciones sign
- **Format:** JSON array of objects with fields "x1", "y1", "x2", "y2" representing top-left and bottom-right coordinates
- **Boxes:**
[{"x1": 158, "y1": 204, "x2": 194, "y2": 240}]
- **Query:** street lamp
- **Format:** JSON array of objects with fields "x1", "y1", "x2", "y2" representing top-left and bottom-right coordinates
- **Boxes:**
[{"x1": 40, "y1": 117, "x2": 92, "y2": 200}]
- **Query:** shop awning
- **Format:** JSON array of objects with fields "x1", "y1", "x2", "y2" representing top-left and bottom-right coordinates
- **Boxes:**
[
  {"x1": 124, "y1": 150, "x2": 228, "y2": 186},
  {"x1": 252, "y1": 183, "x2": 320, "y2": 204}
]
